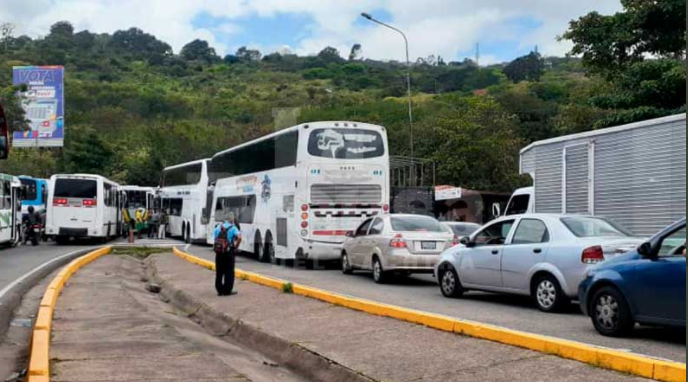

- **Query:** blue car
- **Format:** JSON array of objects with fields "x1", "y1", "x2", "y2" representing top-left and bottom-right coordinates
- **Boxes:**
[{"x1": 579, "y1": 219, "x2": 686, "y2": 337}]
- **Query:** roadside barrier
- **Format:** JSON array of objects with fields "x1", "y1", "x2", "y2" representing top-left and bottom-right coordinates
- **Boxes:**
[
  {"x1": 27, "y1": 246, "x2": 113, "y2": 382},
  {"x1": 173, "y1": 247, "x2": 686, "y2": 382}
]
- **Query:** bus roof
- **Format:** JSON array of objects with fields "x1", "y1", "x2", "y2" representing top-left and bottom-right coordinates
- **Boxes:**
[
  {"x1": 121, "y1": 185, "x2": 156, "y2": 192},
  {"x1": 163, "y1": 159, "x2": 209, "y2": 172},
  {"x1": 212, "y1": 121, "x2": 386, "y2": 159},
  {"x1": 50, "y1": 174, "x2": 120, "y2": 185}
]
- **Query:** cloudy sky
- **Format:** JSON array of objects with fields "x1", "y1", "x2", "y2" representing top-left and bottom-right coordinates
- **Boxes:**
[{"x1": 0, "y1": 0, "x2": 622, "y2": 64}]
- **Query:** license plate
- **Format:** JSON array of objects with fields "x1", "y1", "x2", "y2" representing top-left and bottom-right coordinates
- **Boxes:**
[{"x1": 421, "y1": 242, "x2": 437, "y2": 250}]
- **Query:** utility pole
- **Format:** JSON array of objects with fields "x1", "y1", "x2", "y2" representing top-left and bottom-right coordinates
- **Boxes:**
[{"x1": 361, "y1": 12, "x2": 415, "y2": 162}]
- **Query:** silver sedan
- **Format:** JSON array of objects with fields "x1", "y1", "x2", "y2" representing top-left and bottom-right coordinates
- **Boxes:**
[
  {"x1": 435, "y1": 214, "x2": 644, "y2": 312},
  {"x1": 342, "y1": 214, "x2": 455, "y2": 284}
]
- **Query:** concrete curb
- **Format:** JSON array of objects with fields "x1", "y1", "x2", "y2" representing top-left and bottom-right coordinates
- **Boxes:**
[
  {"x1": 26, "y1": 246, "x2": 113, "y2": 382},
  {"x1": 0, "y1": 248, "x2": 99, "y2": 343},
  {"x1": 173, "y1": 247, "x2": 687, "y2": 382},
  {"x1": 147, "y1": 256, "x2": 377, "y2": 382}
]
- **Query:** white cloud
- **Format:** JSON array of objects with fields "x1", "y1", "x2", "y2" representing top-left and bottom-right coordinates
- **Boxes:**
[{"x1": 0, "y1": 0, "x2": 623, "y2": 60}]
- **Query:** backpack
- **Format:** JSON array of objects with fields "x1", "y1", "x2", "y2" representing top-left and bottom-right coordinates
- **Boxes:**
[{"x1": 214, "y1": 225, "x2": 231, "y2": 255}]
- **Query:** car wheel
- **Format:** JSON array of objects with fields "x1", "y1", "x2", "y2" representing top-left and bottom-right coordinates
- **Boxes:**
[
  {"x1": 439, "y1": 265, "x2": 464, "y2": 298},
  {"x1": 590, "y1": 286, "x2": 635, "y2": 337},
  {"x1": 372, "y1": 257, "x2": 387, "y2": 284},
  {"x1": 533, "y1": 275, "x2": 569, "y2": 313},
  {"x1": 342, "y1": 251, "x2": 354, "y2": 275}
]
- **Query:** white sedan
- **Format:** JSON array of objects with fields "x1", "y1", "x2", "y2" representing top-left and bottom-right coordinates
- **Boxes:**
[{"x1": 435, "y1": 214, "x2": 644, "y2": 312}]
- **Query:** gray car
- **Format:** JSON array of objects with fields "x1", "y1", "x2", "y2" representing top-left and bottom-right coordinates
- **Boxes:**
[
  {"x1": 342, "y1": 214, "x2": 455, "y2": 283},
  {"x1": 435, "y1": 214, "x2": 644, "y2": 312}
]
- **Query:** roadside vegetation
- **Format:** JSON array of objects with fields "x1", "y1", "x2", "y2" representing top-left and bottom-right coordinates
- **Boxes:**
[{"x1": 0, "y1": 0, "x2": 683, "y2": 193}]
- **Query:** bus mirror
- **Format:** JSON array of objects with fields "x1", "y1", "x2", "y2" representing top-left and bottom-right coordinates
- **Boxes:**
[{"x1": 492, "y1": 203, "x2": 502, "y2": 218}]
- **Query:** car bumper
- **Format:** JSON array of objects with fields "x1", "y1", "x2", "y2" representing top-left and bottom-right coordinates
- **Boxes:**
[
  {"x1": 301, "y1": 240, "x2": 344, "y2": 261},
  {"x1": 385, "y1": 253, "x2": 441, "y2": 272},
  {"x1": 578, "y1": 277, "x2": 594, "y2": 317}
]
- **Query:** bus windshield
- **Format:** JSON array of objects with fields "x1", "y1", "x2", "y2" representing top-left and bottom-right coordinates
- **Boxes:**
[
  {"x1": 126, "y1": 191, "x2": 147, "y2": 209},
  {"x1": 308, "y1": 128, "x2": 384, "y2": 159},
  {"x1": 55, "y1": 179, "x2": 97, "y2": 199},
  {"x1": 21, "y1": 179, "x2": 38, "y2": 201}
]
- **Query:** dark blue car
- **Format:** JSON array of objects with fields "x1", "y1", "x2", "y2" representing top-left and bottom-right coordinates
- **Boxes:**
[{"x1": 579, "y1": 219, "x2": 686, "y2": 337}]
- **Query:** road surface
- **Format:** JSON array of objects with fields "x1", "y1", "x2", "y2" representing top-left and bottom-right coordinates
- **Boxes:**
[{"x1": 188, "y1": 243, "x2": 686, "y2": 364}]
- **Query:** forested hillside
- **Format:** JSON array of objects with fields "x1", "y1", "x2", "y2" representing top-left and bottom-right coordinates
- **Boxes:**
[{"x1": 0, "y1": 0, "x2": 684, "y2": 191}]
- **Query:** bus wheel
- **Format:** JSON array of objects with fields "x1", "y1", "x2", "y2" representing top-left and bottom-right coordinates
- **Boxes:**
[
  {"x1": 254, "y1": 233, "x2": 265, "y2": 262},
  {"x1": 265, "y1": 233, "x2": 276, "y2": 265},
  {"x1": 185, "y1": 226, "x2": 191, "y2": 244}
]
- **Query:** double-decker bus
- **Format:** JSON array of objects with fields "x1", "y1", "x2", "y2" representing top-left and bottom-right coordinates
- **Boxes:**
[
  {"x1": 46, "y1": 174, "x2": 124, "y2": 244},
  {"x1": 207, "y1": 121, "x2": 390, "y2": 264},
  {"x1": 0, "y1": 174, "x2": 23, "y2": 247},
  {"x1": 160, "y1": 160, "x2": 211, "y2": 243},
  {"x1": 18, "y1": 176, "x2": 48, "y2": 216}
]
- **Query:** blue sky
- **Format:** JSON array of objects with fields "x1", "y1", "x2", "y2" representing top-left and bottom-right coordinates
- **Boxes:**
[{"x1": 2, "y1": 0, "x2": 623, "y2": 65}]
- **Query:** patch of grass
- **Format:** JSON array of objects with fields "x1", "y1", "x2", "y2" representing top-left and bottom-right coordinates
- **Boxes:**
[
  {"x1": 282, "y1": 282, "x2": 294, "y2": 294},
  {"x1": 111, "y1": 247, "x2": 170, "y2": 259}
]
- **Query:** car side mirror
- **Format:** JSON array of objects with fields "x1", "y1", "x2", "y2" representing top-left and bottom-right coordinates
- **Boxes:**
[
  {"x1": 638, "y1": 242, "x2": 655, "y2": 259},
  {"x1": 460, "y1": 236, "x2": 475, "y2": 248}
]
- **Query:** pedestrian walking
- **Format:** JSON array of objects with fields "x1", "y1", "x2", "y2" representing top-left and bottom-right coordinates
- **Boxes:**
[
  {"x1": 158, "y1": 209, "x2": 168, "y2": 240},
  {"x1": 213, "y1": 212, "x2": 242, "y2": 296}
]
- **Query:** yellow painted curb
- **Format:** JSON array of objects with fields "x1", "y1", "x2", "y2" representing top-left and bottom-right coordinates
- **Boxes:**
[
  {"x1": 173, "y1": 247, "x2": 686, "y2": 382},
  {"x1": 27, "y1": 246, "x2": 113, "y2": 381}
]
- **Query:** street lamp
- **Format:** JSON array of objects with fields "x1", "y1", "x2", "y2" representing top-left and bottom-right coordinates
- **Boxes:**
[{"x1": 361, "y1": 12, "x2": 414, "y2": 161}]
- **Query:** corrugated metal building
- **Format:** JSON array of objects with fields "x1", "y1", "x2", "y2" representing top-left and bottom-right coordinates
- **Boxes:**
[{"x1": 520, "y1": 114, "x2": 686, "y2": 237}]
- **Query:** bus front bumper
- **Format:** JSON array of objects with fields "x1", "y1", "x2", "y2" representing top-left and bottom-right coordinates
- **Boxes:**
[{"x1": 300, "y1": 239, "x2": 344, "y2": 261}]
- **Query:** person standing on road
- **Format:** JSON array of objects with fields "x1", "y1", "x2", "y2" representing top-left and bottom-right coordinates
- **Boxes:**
[
  {"x1": 158, "y1": 209, "x2": 168, "y2": 240},
  {"x1": 148, "y1": 209, "x2": 160, "y2": 239},
  {"x1": 213, "y1": 212, "x2": 242, "y2": 296}
]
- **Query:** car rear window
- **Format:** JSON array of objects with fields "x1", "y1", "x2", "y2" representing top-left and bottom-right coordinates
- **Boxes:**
[
  {"x1": 54, "y1": 179, "x2": 97, "y2": 199},
  {"x1": 561, "y1": 217, "x2": 632, "y2": 238},
  {"x1": 391, "y1": 216, "x2": 444, "y2": 232}
]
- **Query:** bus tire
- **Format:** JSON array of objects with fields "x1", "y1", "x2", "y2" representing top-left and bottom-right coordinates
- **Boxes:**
[
  {"x1": 181, "y1": 222, "x2": 186, "y2": 241},
  {"x1": 185, "y1": 225, "x2": 192, "y2": 244},
  {"x1": 265, "y1": 233, "x2": 276, "y2": 265},
  {"x1": 254, "y1": 232, "x2": 265, "y2": 262}
]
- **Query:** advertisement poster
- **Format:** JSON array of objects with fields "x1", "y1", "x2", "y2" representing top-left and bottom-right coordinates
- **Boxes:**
[{"x1": 12, "y1": 66, "x2": 64, "y2": 148}]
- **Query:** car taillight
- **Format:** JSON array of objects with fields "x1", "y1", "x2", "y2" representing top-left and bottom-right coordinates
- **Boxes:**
[
  {"x1": 390, "y1": 234, "x2": 407, "y2": 248},
  {"x1": 582, "y1": 246, "x2": 605, "y2": 264},
  {"x1": 53, "y1": 198, "x2": 68, "y2": 206},
  {"x1": 452, "y1": 235, "x2": 461, "y2": 247},
  {"x1": 83, "y1": 199, "x2": 97, "y2": 207}
]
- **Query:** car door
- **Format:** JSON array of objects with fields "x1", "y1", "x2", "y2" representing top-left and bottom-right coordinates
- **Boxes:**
[
  {"x1": 501, "y1": 218, "x2": 551, "y2": 292},
  {"x1": 350, "y1": 219, "x2": 373, "y2": 267},
  {"x1": 460, "y1": 219, "x2": 516, "y2": 288},
  {"x1": 364, "y1": 218, "x2": 385, "y2": 269},
  {"x1": 633, "y1": 226, "x2": 687, "y2": 324}
]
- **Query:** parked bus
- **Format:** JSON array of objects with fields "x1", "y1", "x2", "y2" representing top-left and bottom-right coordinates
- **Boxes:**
[
  {"x1": 160, "y1": 160, "x2": 211, "y2": 243},
  {"x1": 46, "y1": 174, "x2": 124, "y2": 244},
  {"x1": 207, "y1": 121, "x2": 390, "y2": 264},
  {"x1": 121, "y1": 185, "x2": 156, "y2": 231},
  {"x1": 0, "y1": 174, "x2": 23, "y2": 247},
  {"x1": 18, "y1": 176, "x2": 48, "y2": 216}
]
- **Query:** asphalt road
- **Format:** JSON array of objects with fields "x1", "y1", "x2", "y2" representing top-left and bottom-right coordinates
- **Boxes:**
[{"x1": 188, "y1": 243, "x2": 686, "y2": 364}]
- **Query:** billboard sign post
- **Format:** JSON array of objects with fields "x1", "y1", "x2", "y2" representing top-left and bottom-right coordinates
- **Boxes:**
[{"x1": 12, "y1": 66, "x2": 64, "y2": 148}]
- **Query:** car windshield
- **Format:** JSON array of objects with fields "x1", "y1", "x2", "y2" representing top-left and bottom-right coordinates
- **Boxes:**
[
  {"x1": 391, "y1": 216, "x2": 444, "y2": 232},
  {"x1": 561, "y1": 217, "x2": 632, "y2": 238},
  {"x1": 447, "y1": 223, "x2": 480, "y2": 236}
]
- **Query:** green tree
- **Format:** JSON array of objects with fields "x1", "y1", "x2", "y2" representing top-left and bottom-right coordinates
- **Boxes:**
[
  {"x1": 563, "y1": 0, "x2": 686, "y2": 78},
  {"x1": 503, "y1": 52, "x2": 545, "y2": 83},
  {"x1": 180, "y1": 39, "x2": 218, "y2": 63}
]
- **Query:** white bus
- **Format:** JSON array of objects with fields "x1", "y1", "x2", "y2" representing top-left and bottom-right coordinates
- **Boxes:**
[
  {"x1": 160, "y1": 159, "x2": 211, "y2": 243},
  {"x1": 0, "y1": 174, "x2": 23, "y2": 247},
  {"x1": 207, "y1": 121, "x2": 390, "y2": 264},
  {"x1": 46, "y1": 174, "x2": 124, "y2": 244}
]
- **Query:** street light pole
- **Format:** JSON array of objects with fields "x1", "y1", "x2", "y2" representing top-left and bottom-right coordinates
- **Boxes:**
[{"x1": 361, "y1": 13, "x2": 414, "y2": 161}]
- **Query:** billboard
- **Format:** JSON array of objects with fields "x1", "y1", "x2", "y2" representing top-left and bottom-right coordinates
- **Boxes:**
[{"x1": 12, "y1": 66, "x2": 64, "y2": 148}]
